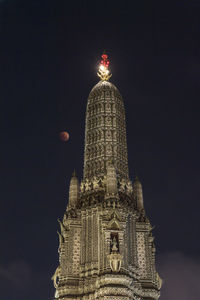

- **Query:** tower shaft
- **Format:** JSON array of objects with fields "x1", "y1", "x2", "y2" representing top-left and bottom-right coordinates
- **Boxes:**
[{"x1": 84, "y1": 81, "x2": 129, "y2": 180}]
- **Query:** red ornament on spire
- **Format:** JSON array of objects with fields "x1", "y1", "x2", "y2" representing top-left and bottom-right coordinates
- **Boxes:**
[
  {"x1": 97, "y1": 53, "x2": 112, "y2": 81},
  {"x1": 101, "y1": 54, "x2": 110, "y2": 68}
]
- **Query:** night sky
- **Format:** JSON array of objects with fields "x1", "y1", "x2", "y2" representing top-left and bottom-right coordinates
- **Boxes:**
[{"x1": 1, "y1": 1, "x2": 200, "y2": 299}]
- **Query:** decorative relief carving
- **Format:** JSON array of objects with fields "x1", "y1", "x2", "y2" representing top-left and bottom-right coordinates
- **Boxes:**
[
  {"x1": 84, "y1": 81, "x2": 129, "y2": 180},
  {"x1": 136, "y1": 232, "x2": 147, "y2": 278},
  {"x1": 80, "y1": 176, "x2": 105, "y2": 193}
]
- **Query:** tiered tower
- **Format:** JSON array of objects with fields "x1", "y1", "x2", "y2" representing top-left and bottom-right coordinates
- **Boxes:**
[{"x1": 52, "y1": 54, "x2": 162, "y2": 300}]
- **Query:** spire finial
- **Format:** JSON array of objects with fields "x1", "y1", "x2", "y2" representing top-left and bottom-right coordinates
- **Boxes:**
[{"x1": 97, "y1": 53, "x2": 112, "y2": 81}]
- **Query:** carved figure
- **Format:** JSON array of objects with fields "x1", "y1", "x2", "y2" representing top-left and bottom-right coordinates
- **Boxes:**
[{"x1": 111, "y1": 236, "x2": 118, "y2": 252}]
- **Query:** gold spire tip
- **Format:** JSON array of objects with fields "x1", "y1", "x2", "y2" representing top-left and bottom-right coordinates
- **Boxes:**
[{"x1": 97, "y1": 53, "x2": 112, "y2": 81}]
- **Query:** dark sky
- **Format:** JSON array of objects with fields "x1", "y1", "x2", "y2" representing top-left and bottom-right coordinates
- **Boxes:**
[{"x1": 1, "y1": 1, "x2": 200, "y2": 299}]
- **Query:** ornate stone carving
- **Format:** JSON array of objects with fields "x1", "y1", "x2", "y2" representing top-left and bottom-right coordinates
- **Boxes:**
[
  {"x1": 53, "y1": 61, "x2": 161, "y2": 299},
  {"x1": 83, "y1": 81, "x2": 129, "y2": 179},
  {"x1": 108, "y1": 251, "x2": 122, "y2": 272}
]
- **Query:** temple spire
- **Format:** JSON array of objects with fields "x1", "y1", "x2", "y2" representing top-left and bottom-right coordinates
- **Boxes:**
[
  {"x1": 53, "y1": 54, "x2": 162, "y2": 300},
  {"x1": 84, "y1": 60, "x2": 129, "y2": 179}
]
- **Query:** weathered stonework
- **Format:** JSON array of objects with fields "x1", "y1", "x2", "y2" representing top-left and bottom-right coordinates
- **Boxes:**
[{"x1": 52, "y1": 79, "x2": 162, "y2": 300}]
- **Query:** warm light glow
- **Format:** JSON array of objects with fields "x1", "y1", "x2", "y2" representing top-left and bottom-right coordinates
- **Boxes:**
[
  {"x1": 100, "y1": 65, "x2": 106, "y2": 71},
  {"x1": 97, "y1": 53, "x2": 112, "y2": 81}
]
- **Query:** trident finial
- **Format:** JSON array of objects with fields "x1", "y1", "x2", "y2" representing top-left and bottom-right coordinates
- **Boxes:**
[{"x1": 97, "y1": 53, "x2": 112, "y2": 81}]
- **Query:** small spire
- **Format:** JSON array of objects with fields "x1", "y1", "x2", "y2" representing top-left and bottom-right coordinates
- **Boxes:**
[
  {"x1": 97, "y1": 53, "x2": 112, "y2": 81},
  {"x1": 133, "y1": 176, "x2": 144, "y2": 210},
  {"x1": 68, "y1": 171, "x2": 79, "y2": 208}
]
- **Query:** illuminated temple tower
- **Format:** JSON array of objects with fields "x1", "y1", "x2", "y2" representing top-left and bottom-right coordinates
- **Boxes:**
[{"x1": 52, "y1": 54, "x2": 162, "y2": 300}]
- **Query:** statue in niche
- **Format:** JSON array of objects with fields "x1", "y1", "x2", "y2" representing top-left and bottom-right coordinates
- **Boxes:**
[
  {"x1": 111, "y1": 236, "x2": 118, "y2": 252},
  {"x1": 108, "y1": 234, "x2": 122, "y2": 272},
  {"x1": 106, "y1": 116, "x2": 111, "y2": 125},
  {"x1": 106, "y1": 103, "x2": 111, "y2": 111},
  {"x1": 106, "y1": 144, "x2": 112, "y2": 155},
  {"x1": 106, "y1": 130, "x2": 112, "y2": 140}
]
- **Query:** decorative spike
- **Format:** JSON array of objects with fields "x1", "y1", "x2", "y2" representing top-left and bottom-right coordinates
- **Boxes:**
[
  {"x1": 57, "y1": 231, "x2": 64, "y2": 244},
  {"x1": 57, "y1": 218, "x2": 65, "y2": 234}
]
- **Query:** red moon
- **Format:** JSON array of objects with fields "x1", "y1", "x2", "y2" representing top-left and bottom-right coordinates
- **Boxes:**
[{"x1": 60, "y1": 131, "x2": 69, "y2": 142}]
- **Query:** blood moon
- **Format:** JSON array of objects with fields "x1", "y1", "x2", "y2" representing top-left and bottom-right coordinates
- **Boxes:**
[{"x1": 59, "y1": 131, "x2": 69, "y2": 142}]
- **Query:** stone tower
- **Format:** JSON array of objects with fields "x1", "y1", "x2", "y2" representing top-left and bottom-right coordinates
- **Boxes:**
[{"x1": 52, "y1": 54, "x2": 162, "y2": 300}]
